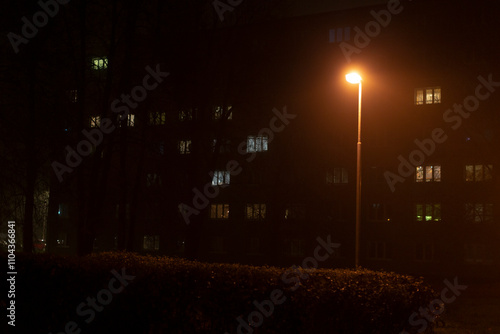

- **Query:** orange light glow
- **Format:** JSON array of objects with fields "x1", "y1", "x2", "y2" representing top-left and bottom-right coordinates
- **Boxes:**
[{"x1": 346, "y1": 72, "x2": 362, "y2": 84}]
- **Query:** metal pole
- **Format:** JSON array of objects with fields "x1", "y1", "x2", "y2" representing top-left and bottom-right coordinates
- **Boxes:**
[{"x1": 355, "y1": 81, "x2": 362, "y2": 268}]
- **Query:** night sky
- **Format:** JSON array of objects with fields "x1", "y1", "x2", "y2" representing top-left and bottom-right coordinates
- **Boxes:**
[{"x1": 283, "y1": 0, "x2": 388, "y2": 17}]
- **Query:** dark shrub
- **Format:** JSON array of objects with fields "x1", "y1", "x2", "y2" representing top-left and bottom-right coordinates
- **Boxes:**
[{"x1": 0, "y1": 252, "x2": 438, "y2": 333}]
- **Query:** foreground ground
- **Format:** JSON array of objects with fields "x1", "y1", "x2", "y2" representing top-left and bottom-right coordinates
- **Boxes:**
[{"x1": 428, "y1": 279, "x2": 500, "y2": 333}]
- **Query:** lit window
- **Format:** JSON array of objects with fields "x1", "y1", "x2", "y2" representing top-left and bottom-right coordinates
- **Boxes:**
[
  {"x1": 213, "y1": 106, "x2": 233, "y2": 120},
  {"x1": 245, "y1": 204, "x2": 266, "y2": 220},
  {"x1": 367, "y1": 241, "x2": 391, "y2": 260},
  {"x1": 465, "y1": 164, "x2": 493, "y2": 181},
  {"x1": 368, "y1": 203, "x2": 391, "y2": 222},
  {"x1": 465, "y1": 203, "x2": 493, "y2": 223},
  {"x1": 210, "y1": 204, "x2": 229, "y2": 219},
  {"x1": 434, "y1": 88, "x2": 441, "y2": 103},
  {"x1": 415, "y1": 165, "x2": 441, "y2": 182},
  {"x1": 415, "y1": 243, "x2": 435, "y2": 262},
  {"x1": 415, "y1": 203, "x2": 441, "y2": 222},
  {"x1": 146, "y1": 173, "x2": 161, "y2": 187},
  {"x1": 285, "y1": 204, "x2": 306, "y2": 220},
  {"x1": 178, "y1": 109, "x2": 193, "y2": 121},
  {"x1": 90, "y1": 116, "x2": 101, "y2": 128},
  {"x1": 92, "y1": 57, "x2": 108, "y2": 70},
  {"x1": 126, "y1": 114, "x2": 135, "y2": 127},
  {"x1": 212, "y1": 171, "x2": 230, "y2": 185},
  {"x1": 118, "y1": 114, "x2": 134, "y2": 127},
  {"x1": 143, "y1": 235, "x2": 160, "y2": 251},
  {"x1": 213, "y1": 106, "x2": 222, "y2": 120},
  {"x1": 415, "y1": 87, "x2": 441, "y2": 105},
  {"x1": 425, "y1": 89, "x2": 433, "y2": 104},
  {"x1": 246, "y1": 136, "x2": 268, "y2": 153},
  {"x1": 415, "y1": 89, "x2": 424, "y2": 105},
  {"x1": 325, "y1": 172, "x2": 333, "y2": 185},
  {"x1": 149, "y1": 112, "x2": 166, "y2": 125},
  {"x1": 178, "y1": 140, "x2": 191, "y2": 154}
]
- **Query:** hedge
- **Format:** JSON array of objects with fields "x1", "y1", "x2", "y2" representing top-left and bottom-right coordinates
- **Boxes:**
[{"x1": 0, "y1": 252, "x2": 439, "y2": 333}]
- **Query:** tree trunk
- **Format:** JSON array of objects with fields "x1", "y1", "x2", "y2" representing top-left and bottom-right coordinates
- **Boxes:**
[{"x1": 23, "y1": 57, "x2": 37, "y2": 254}]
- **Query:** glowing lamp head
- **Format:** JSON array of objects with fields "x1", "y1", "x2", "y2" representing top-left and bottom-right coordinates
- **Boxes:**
[{"x1": 346, "y1": 73, "x2": 362, "y2": 84}]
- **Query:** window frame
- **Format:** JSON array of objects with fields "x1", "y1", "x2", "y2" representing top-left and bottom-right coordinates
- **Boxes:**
[
  {"x1": 58, "y1": 204, "x2": 69, "y2": 219},
  {"x1": 246, "y1": 136, "x2": 268, "y2": 153},
  {"x1": 415, "y1": 165, "x2": 441, "y2": 182},
  {"x1": 415, "y1": 86, "x2": 441, "y2": 105},
  {"x1": 464, "y1": 243, "x2": 493, "y2": 264},
  {"x1": 149, "y1": 112, "x2": 166, "y2": 125},
  {"x1": 283, "y1": 238, "x2": 305, "y2": 256},
  {"x1": 245, "y1": 203, "x2": 267, "y2": 220},
  {"x1": 90, "y1": 115, "x2": 101, "y2": 128},
  {"x1": 415, "y1": 203, "x2": 442, "y2": 222},
  {"x1": 56, "y1": 231, "x2": 69, "y2": 247},
  {"x1": 126, "y1": 113, "x2": 135, "y2": 127},
  {"x1": 465, "y1": 164, "x2": 493, "y2": 182},
  {"x1": 178, "y1": 109, "x2": 193, "y2": 121},
  {"x1": 69, "y1": 89, "x2": 78, "y2": 103},
  {"x1": 284, "y1": 204, "x2": 306, "y2": 220},
  {"x1": 178, "y1": 140, "x2": 192, "y2": 155},
  {"x1": 212, "y1": 171, "x2": 230, "y2": 186},
  {"x1": 213, "y1": 106, "x2": 233, "y2": 120},
  {"x1": 213, "y1": 139, "x2": 231, "y2": 153},
  {"x1": 146, "y1": 173, "x2": 162, "y2": 187},
  {"x1": 91, "y1": 57, "x2": 108, "y2": 70},
  {"x1": 465, "y1": 203, "x2": 493, "y2": 223},
  {"x1": 328, "y1": 167, "x2": 348, "y2": 184},
  {"x1": 210, "y1": 204, "x2": 230, "y2": 219},
  {"x1": 143, "y1": 235, "x2": 160, "y2": 251}
]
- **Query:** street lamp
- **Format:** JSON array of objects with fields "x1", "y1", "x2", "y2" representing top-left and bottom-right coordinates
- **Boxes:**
[{"x1": 346, "y1": 72, "x2": 362, "y2": 269}]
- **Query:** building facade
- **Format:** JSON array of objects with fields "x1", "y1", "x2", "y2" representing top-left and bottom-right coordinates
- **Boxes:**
[{"x1": 44, "y1": 0, "x2": 500, "y2": 277}]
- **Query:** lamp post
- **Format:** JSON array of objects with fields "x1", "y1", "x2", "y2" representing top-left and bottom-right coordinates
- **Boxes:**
[{"x1": 346, "y1": 72, "x2": 362, "y2": 269}]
